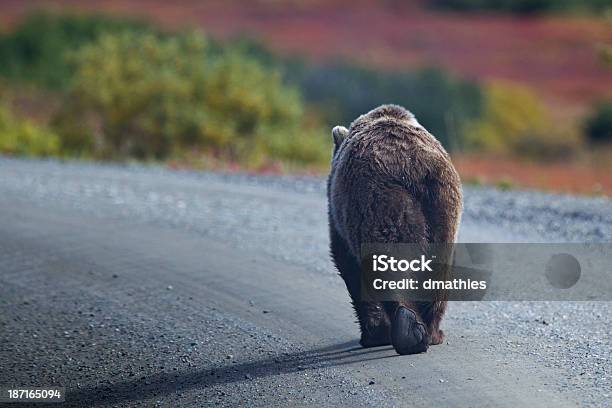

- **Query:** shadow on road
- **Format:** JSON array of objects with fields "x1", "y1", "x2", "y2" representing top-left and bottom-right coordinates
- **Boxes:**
[{"x1": 65, "y1": 340, "x2": 397, "y2": 406}]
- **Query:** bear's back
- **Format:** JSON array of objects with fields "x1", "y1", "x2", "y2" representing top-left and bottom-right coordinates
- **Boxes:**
[{"x1": 329, "y1": 121, "x2": 444, "y2": 258}]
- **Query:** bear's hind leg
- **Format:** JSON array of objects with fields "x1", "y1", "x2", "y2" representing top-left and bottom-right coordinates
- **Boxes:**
[
  {"x1": 330, "y1": 224, "x2": 390, "y2": 347},
  {"x1": 358, "y1": 302, "x2": 391, "y2": 348}
]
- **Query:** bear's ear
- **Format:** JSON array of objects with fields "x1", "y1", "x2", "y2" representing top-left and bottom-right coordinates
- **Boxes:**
[{"x1": 332, "y1": 126, "x2": 349, "y2": 148}]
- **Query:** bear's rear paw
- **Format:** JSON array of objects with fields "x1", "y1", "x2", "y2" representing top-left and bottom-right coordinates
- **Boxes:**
[
  {"x1": 360, "y1": 321, "x2": 391, "y2": 348},
  {"x1": 359, "y1": 334, "x2": 391, "y2": 348},
  {"x1": 391, "y1": 307, "x2": 429, "y2": 355}
]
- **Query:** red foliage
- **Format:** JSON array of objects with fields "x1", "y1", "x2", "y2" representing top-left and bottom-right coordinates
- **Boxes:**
[{"x1": 454, "y1": 154, "x2": 612, "y2": 196}]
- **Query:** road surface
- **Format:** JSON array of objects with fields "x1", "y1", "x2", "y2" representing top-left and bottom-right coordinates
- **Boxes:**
[{"x1": 0, "y1": 158, "x2": 610, "y2": 407}]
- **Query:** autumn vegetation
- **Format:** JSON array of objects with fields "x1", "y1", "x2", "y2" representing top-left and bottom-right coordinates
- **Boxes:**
[{"x1": 0, "y1": 8, "x2": 611, "y2": 193}]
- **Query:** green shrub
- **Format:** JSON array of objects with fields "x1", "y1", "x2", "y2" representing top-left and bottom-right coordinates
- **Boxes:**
[
  {"x1": 462, "y1": 81, "x2": 581, "y2": 159},
  {"x1": 598, "y1": 14, "x2": 612, "y2": 66},
  {"x1": 495, "y1": 177, "x2": 515, "y2": 191},
  {"x1": 0, "y1": 11, "x2": 152, "y2": 89},
  {"x1": 464, "y1": 82, "x2": 547, "y2": 152},
  {"x1": 465, "y1": 82, "x2": 546, "y2": 153},
  {"x1": 50, "y1": 103, "x2": 96, "y2": 157},
  {"x1": 65, "y1": 31, "x2": 209, "y2": 158},
  {"x1": 266, "y1": 126, "x2": 330, "y2": 165},
  {"x1": 584, "y1": 101, "x2": 612, "y2": 144},
  {"x1": 58, "y1": 30, "x2": 328, "y2": 164},
  {"x1": 0, "y1": 104, "x2": 59, "y2": 156}
]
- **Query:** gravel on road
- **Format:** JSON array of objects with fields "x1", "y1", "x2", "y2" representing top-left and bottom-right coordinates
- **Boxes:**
[{"x1": 0, "y1": 158, "x2": 610, "y2": 407}]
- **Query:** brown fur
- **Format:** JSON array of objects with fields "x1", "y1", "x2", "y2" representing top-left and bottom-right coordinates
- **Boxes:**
[{"x1": 328, "y1": 104, "x2": 462, "y2": 354}]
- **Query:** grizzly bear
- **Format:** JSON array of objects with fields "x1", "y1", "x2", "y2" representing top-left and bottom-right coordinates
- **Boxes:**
[{"x1": 328, "y1": 104, "x2": 462, "y2": 355}]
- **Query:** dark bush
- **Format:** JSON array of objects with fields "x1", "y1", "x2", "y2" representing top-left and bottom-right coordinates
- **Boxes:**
[
  {"x1": 584, "y1": 101, "x2": 612, "y2": 144},
  {"x1": 0, "y1": 11, "x2": 152, "y2": 89},
  {"x1": 428, "y1": 0, "x2": 610, "y2": 14},
  {"x1": 284, "y1": 62, "x2": 483, "y2": 150}
]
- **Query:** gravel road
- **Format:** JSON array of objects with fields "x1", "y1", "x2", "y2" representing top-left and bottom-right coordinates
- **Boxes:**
[{"x1": 0, "y1": 157, "x2": 610, "y2": 407}]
